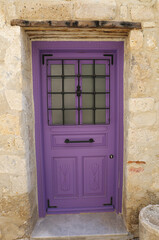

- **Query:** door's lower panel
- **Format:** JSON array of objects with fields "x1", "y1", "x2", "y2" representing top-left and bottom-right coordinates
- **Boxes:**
[
  {"x1": 51, "y1": 157, "x2": 78, "y2": 198},
  {"x1": 47, "y1": 154, "x2": 114, "y2": 212}
]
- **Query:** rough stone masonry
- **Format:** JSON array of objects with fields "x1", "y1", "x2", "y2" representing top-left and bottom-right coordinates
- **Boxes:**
[{"x1": 0, "y1": 0, "x2": 159, "y2": 239}]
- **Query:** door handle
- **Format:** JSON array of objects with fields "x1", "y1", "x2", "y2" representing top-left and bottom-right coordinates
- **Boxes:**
[{"x1": 65, "y1": 138, "x2": 95, "y2": 143}]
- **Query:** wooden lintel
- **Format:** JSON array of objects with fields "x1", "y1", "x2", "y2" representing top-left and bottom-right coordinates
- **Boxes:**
[{"x1": 11, "y1": 19, "x2": 141, "y2": 30}]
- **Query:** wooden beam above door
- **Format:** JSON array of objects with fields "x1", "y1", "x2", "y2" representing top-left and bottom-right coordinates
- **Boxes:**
[
  {"x1": 11, "y1": 19, "x2": 141, "y2": 30},
  {"x1": 10, "y1": 20, "x2": 141, "y2": 40}
]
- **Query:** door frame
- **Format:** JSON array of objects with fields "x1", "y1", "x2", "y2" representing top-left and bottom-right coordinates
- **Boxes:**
[{"x1": 32, "y1": 41, "x2": 124, "y2": 217}]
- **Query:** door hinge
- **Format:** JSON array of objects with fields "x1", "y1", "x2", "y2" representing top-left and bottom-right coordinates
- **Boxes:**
[
  {"x1": 103, "y1": 197, "x2": 113, "y2": 206},
  {"x1": 42, "y1": 54, "x2": 53, "y2": 65},
  {"x1": 103, "y1": 54, "x2": 114, "y2": 65},
  {"x1": 48, "y1": 199, "x2": 57, "y2": 208}
]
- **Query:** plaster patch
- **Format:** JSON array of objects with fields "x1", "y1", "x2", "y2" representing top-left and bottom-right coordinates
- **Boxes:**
[{"x1": 129, "y1": 167, "x2": 144, "y2": 173}]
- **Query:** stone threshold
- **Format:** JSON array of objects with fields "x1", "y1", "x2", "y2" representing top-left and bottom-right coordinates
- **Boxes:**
[{"x1": 31, "y1": 212, "x2": 133, "y2": 240}]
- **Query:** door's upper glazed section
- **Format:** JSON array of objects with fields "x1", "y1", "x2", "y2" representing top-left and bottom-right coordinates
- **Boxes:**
[{"x1": 47, "y1": 59, "x2": 111, "y2": 126}]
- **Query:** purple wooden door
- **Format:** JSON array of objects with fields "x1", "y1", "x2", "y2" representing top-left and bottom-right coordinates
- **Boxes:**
[{"x1": 41, "y1": 51, "x2": 116, "y2": 213}]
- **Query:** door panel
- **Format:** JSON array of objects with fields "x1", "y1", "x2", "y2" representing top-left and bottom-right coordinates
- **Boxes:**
[
  {"x1": 42, "y1": 52, "x2": 115, "y2": 212},
  {"x1": 51, "y1": 132, "x2": 108, "y2": 148},
  {"x1": 83, "y1": 156, "x2": 107, "y2": 196},
  {"x1": 52, "y1": 157, "x2": 78, "y2": 198},
  {"x1": 49, "y1": 154, "x2": 110, "y2": 209}
]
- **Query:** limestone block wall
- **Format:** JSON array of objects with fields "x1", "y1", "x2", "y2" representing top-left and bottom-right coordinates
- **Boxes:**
[
  {"x1": 0, "y1": 0, "x2": 159, "y2": 239},
  {"x1": 0, "y1": 3, "x2": 37, "y2": 239},
  {"x1": 124, "y1": 30, "x2": 159, "y2": 236}
]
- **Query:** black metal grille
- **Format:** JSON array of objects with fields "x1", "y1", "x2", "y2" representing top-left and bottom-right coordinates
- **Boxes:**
[{"x1": 47, "y1": 59, "x2": 111, "y2": 125}]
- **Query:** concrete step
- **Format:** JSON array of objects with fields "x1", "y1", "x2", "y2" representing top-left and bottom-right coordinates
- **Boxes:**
[{"x1": 31, "y1": 212, "x2": 133, "y2": 240}]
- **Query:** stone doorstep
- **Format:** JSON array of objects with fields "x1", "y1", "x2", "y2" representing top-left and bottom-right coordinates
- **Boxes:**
[
  {"x1": 31, "y1": 212, "x2": 133, "y2": 240},
  {"x1": 31, "y1": 236, "x2": 133, "y2": 240}
]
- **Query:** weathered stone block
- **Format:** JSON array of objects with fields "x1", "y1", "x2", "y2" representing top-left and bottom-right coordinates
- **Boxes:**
[
  {"x1": 0, "y1": 92, "x2": 10, "y2": 113},
  {"x1": 73, "y1": 0, "x2": 116, "y2": 20},
  {"x1": 0, "y1": 190, "x2": 37, "y2": 219},
  {"x1": 142, "y1": 22, "x2": 156, "y2": 28},
  {"x1": 10, "y1": 175, "x2": 29, "y2": 194},
  {"x1": 4, "y1": 0, "x2": 16, "y2": 24},
  {"x1": 14, "y1": 0, "x2": 73, "y2": 20},
  {"x1": 0, "y1": 135, "x2": 25, "y2": 154},
  {"x1": 129, "y1": 98, "x2": 154, "y2": 112},
  {"x1": 130, "y1": 53, "x2": 151, "y2": 81},
  {"x1": 0, "y1": 216, "x2": 25, "y2": 240},
  {"x1": 120, "y1": 5, "x2": 128, "y2": 20},
  {"x1": 0, "y1": 174, "x2": 11, "y2": 196},
  {"x1": 129, "y1": 30, "x2": 143, "y2": 50},
  {"x1": 0, "y1": 114, "x2": 20, "y2": 135},
  {"x1": 0, "y1": 1, "x2": 5, "y2": 28},
  {"x1": 127, "y1": 128, "x2": 158, "y2": 149},
  {"x1": 5, "y1": 90, "x2": 25, "y2": 111},
  {"x1": 0, "y1": 36, "x2": 9, "y2": 63},
  {"x1": 133, "y1": 112, "x2": 156, "y2": 127},
  {"x1": 5, "y1": 38, "x2": 21, "y2": 71},
  {"x1": 139, "y1": 0, "x2": 155, "y2": 3},
  {"x1": 0, "y1": 155, "x2": 27, "y2": 175},
  {"x1": 6, "y1": 71, "x2": 22, "y2": 91},
  {"x1": 145, "y1": 34, "x2": 157, "y2": 50},
  {"x1": 27, "y1": 169, "x2": 37, "y2": 191},
  {"x1": 131, "y1": 6, "x2": 154, "y2": 21}
]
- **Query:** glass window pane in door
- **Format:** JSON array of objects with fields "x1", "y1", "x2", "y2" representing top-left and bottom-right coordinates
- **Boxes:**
[
  {"x1": 95, "y1": 77, "x2": 105, "y2": 92},
  {"x1": 82, "y1": 95, "x2": 93, "y2": 108},
  {"x1": 82, "y1": 110, "x2": 93, "y2": 124},
  {"x1": 82, "y1": 64, "x2": 93, "y2": 93},
  {"x1": 64, "y1": 64, "x2": 75, "y2": 75},
  {"x1": 95, "y1": 64, "x2": 106, "y2": 75},
  {"x1": 51, "y1": 77, "x2": 62, "y2": 92},
  {"x1": 51, "y1": 64, "x2": 62, "y2": 92},
  {"x1": 64, "y1": 64, "x2": 75, "y2": 92},
  {"x1": 51, "y1": 64, "x2": 62, "y2": 75},
  {"x1": 96, "y1": 94, "x2": 106, "y2": 108},
  {"x1": 82, "y1": 64, "x2": 93, "y2": 75},
  {"x1": 64, "y1": 77, "x2": 75, "y2": 92},
  {"x1": 64, "y1": 94, "x2": 75, "y2": 108},
  {"x1": 52, "y1": 110, "x2": 63, "y2": 125},
  {"x1": 81, "y1": 64, "x2": 94, "y2": 124},
  {"x1": 51, "y1": 95, "x2": 62, "y2": 108},
  {"x1": 82, "y1": 77, "x2": 93, "y2": 92},
  {"x1": 95, "y1": 110, "x2": 106, "y2": 124},
  {"x1": 64, "y1": 110, "x2": 76, "y2": 125}
]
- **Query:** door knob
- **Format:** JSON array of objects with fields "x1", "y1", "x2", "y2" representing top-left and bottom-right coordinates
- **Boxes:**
[{"x1": 109, "y1": 154, "x2": 114, "y2": 159}]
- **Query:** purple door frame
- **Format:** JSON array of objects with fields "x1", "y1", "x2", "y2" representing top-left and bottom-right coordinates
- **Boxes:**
[{"x1": 32, "y1": 41, "x2": 124, "y2": 217}]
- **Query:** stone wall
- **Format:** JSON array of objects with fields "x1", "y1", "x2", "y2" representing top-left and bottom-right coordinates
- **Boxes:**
[
  {"x1": 123, "y1": 22, "x2": 159, "y2": 236},
  {"x1": 0, "y1": 3, "x2": 38, "y2": 239},
  {"x1": 0, "y1": 0, "x2": 159, "y2": 239}
]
